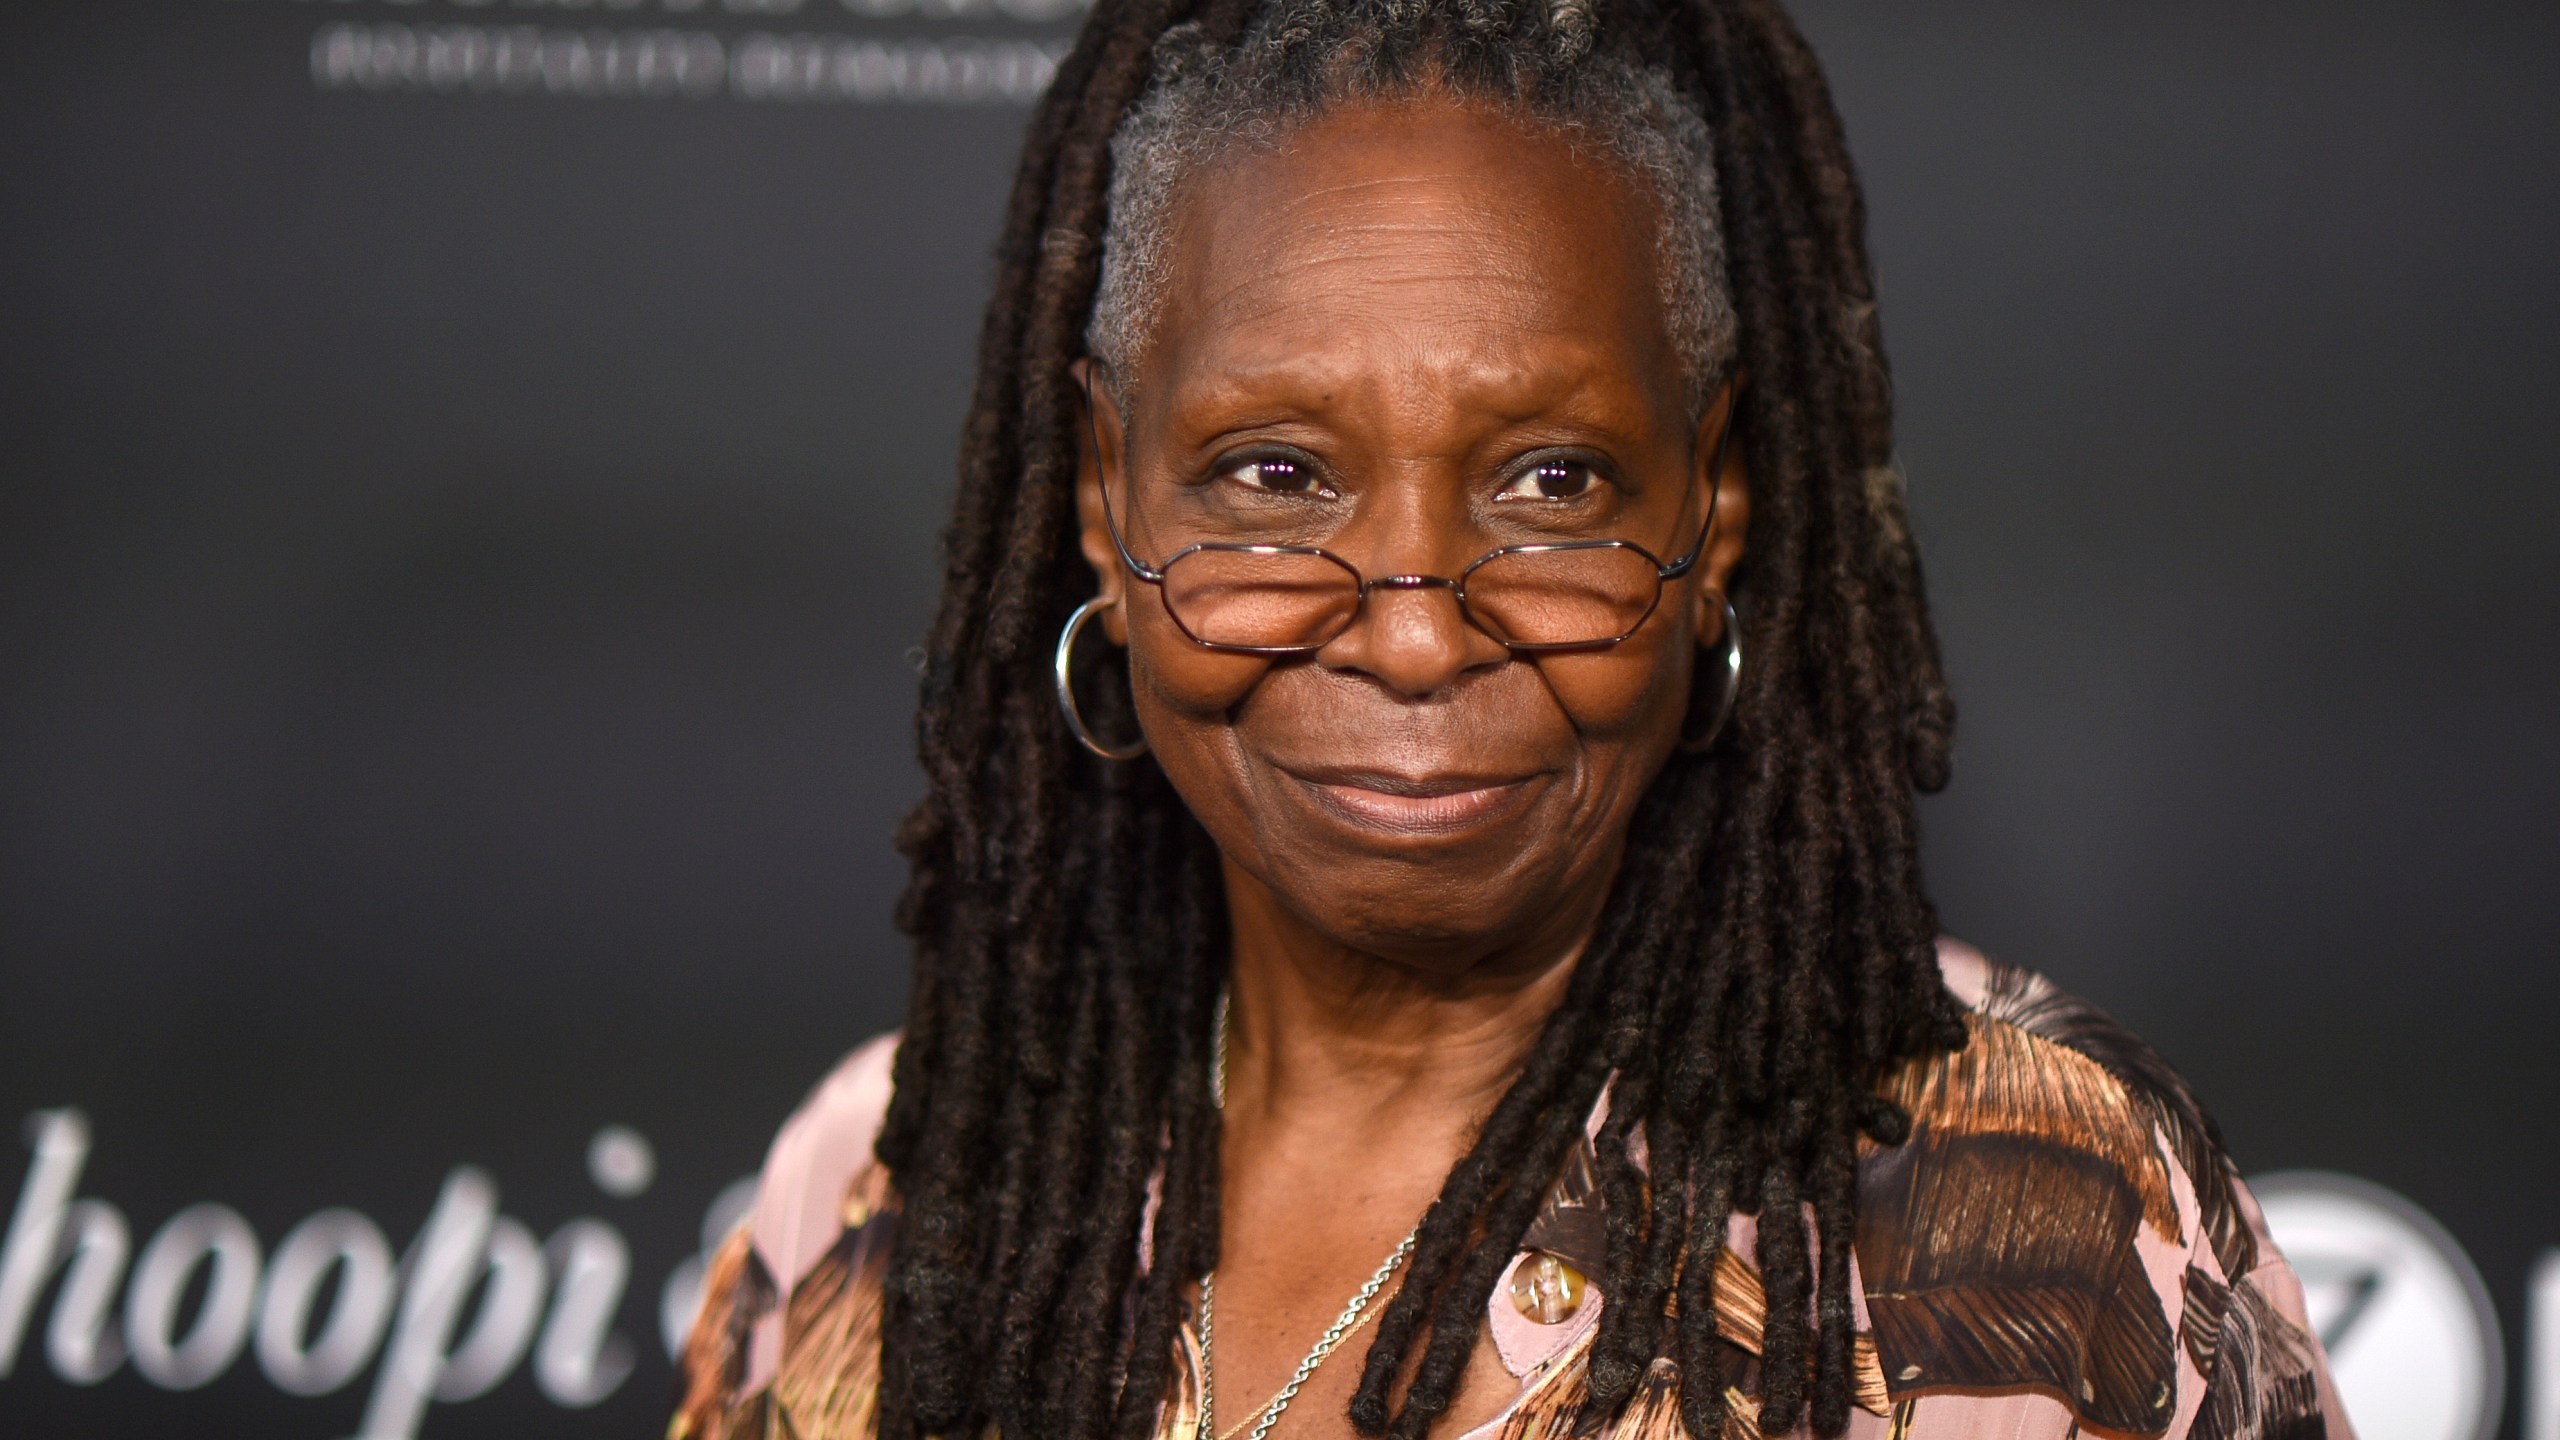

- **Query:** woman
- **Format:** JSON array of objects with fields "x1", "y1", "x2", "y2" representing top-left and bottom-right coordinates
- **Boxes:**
[{"x1": 675, "y1": 0, "x2": 2351, "y2": 1436}]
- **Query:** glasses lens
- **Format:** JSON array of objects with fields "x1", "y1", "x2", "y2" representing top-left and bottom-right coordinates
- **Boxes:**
[
  {"x1": 1161, "y1": 548, "x2": 1361, "y2": 650},
  {"x1": 1464, "y1": 545, "x2": 1661, "y2": 646}
]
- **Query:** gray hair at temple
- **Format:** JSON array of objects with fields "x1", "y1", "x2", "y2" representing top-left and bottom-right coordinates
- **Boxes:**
[{"x1": 1084, "y1": 0, "x2": 1739, "y2": 416}]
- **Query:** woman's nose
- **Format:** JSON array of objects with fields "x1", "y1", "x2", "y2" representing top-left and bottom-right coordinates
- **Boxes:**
[{"x1": 1316, "y1": 577, "x2": 1508, "y2": 697}]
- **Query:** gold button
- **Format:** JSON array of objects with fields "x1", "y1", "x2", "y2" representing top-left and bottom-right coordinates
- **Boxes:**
[{"x1": 1508, "y1": 1249, "x2": 1586, "y2": 1324}]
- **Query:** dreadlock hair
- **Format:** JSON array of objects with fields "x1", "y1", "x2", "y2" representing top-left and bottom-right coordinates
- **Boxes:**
[{"x1": 875, "y1": 0, "x2": 1968, "y2": 1436}]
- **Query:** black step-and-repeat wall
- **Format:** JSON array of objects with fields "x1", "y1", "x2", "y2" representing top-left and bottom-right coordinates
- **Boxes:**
[{"x1": 3, "y1": 3, "x2": 2554, "y2": 1437}]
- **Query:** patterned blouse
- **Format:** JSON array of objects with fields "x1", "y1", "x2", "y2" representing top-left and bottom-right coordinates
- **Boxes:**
[{"x1": 672, "y1": 942, "x2": 2354, "y2": 1439}]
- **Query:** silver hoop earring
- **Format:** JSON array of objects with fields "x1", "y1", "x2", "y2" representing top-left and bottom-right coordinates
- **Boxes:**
[
  {"x1": 1678, "y1": 593, "x2": 1743, "y2": 754},
  {"x1": 1055, "y1": 597, "x2": 1148, "y2": 760}
]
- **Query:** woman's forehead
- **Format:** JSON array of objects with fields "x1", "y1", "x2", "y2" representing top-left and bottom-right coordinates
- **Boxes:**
[{"x1": 1139, "y1": 97, "x2": 1686, "y2": 414}]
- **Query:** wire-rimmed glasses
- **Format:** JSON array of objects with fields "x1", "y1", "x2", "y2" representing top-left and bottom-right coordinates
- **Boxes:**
[{"x1": 1082, "y1": 375, "x2": 1732, "y2": 655}]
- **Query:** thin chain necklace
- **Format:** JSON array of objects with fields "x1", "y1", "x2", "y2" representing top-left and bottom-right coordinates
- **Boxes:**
[{"x1": 1198, "y1": 992, "x2": 1422, "y2": 1440}]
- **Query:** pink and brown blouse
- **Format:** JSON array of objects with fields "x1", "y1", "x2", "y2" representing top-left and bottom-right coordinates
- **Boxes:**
[{"x1": 673, "y1": 941, "x2": 2354, "y2": 1440}]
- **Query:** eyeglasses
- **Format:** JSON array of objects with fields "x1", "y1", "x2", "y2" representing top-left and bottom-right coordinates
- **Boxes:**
[{"x1": 1081, "y1": 374, "x2": 1731, "y2": 655}]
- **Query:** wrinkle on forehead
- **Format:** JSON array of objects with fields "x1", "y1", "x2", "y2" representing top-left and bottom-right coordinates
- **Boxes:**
[
  {"x1": 1140, "y1": 98, "x2": 1688, "y2": 432},
  {"x1": 1087, "y1": 51, "x2": 1737, "y2": 416}
]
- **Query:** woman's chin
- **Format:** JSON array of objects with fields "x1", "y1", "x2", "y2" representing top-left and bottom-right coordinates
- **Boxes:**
[{"x1": 1242, "y1": 805, "x2": 1600, "y2": 977}]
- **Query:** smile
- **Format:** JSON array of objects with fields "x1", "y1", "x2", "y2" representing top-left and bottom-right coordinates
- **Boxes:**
[{"x1": 1280, "y1": 765, "x2": 1544, "y2": 837}]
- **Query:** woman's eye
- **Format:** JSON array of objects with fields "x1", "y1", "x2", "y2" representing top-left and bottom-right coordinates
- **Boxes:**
[
  {"x1": 1500, "y1": 461, "x2": 1602, "y2": 502},
  {"x1": 1218, "y1": 456, "x2": 1332, "y2": 497}
]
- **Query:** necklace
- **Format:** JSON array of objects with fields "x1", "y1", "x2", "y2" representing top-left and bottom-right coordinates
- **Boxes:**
[{"x1": 1198, "y1": 992, "x2": 1421, "y2": 1440}]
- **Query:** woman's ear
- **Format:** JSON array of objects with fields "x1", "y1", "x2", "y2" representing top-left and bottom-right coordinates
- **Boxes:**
[
  {"x1": 1689, "y1": 378, "x2": 1752, "y2": 649},
  {"x1": 1070, "y1": 358, "x2": 1133, "y2": 646}
]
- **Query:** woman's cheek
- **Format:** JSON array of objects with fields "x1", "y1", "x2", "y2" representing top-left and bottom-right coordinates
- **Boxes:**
[
  {"x1": 1534, "y1": 631, "x2": 1693, "y2": 740},
  {"x1": 1132, "y1": 637, "x2": 1270, "y2": 716},
  {"x1": 1111, "y1": 585, "x2": 1264, "y2": 715},
  {"x1": 1124, "y1": 628, "x2": 1275, "y2": 876}
]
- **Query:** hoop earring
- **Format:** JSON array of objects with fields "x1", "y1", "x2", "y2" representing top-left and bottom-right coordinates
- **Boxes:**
[
  {"x1": 1678, "y1": 593, "x2": 1743, "y2": 754},
  {"x1": 1055, "y1": 597, "x2": 1148, "y2": 760}
]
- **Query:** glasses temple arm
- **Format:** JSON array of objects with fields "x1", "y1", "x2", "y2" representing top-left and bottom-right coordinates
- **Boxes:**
[
  {"x1": 1078, "y1": 362, "x2": 1168, "y2": 586},
  {"x1": 1658, "y1": 402, "x2": 1737, "y2": 581}
]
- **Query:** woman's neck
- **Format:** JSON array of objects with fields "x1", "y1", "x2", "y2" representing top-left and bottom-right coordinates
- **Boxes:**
[{"x1": 1215, "y1": 855, "x2": 1598, "y2": 1142}]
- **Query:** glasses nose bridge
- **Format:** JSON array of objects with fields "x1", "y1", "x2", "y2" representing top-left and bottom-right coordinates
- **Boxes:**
[
  {"x1": 1330, "y1": 565, "x2": 1493, "y2": 678},
  {"x1": 1360, "y1": 571, "x2": 1462, "y2": 596},
  {"x1": 1343, "y1": 568, "x2": 1494, "y2": 651}
]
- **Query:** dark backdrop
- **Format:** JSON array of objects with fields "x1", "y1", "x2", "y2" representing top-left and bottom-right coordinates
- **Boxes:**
[{"x1": 2, "y1": 1, "x2": 2552, "y2": 1436}]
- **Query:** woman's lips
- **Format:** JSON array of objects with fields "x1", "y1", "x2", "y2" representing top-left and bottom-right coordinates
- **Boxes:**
[{"x1": 1282, "y1": 766, "x2": 1542, "y2": 836}]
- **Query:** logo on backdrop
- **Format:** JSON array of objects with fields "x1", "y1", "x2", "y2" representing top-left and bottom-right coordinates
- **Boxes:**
[
  {"x1": 0, "y1": 1109, "x2": 752, "y2": 1439},
  {"x1": 269, "y1": 0, "x2": 1095, "y2": 107},
  {"x1": 0, "y1": 1112, "x2": 2550, "y2": 1436},
  {"x1": 2252, "y1": 1171, "x2": 2508, "y2": 1440}
]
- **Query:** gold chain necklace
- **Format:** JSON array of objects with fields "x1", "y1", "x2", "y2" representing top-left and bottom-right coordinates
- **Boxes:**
[{"x1": 1198, "y1": 992, "x2": 1421, "y2": 1440}]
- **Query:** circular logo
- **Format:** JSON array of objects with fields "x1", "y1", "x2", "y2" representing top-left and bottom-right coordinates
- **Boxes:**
[{"x1": 2253, "y1": 1171, "x2": 2504, "y2": 1440}]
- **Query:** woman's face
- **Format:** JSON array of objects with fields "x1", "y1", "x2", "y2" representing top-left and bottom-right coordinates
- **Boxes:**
[{"x1": 1076, "y1": 94, "x2": 1748, "y2": 979}]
